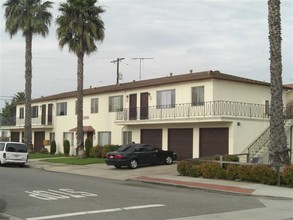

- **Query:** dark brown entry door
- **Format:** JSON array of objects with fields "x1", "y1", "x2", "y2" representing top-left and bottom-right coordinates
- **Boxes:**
[
  {"x1": 11, "y1": 132, "x2": 20, "y2": 142},
  {"x1": 140, "y1": 92, "x2": 149, "y2": 120},
  {"x1": 199, "y1": 128, "x2": 228, "y2": 157},
  {"x1": 129, "y1": 94, "x2": 137, "y2": 120},
  {"x1": 87, "y1": 132, "x2": 94, "y2": 145},
  {"x1": 41, "y1": 105, "x2": 46, "y2": 125},
  {"x1": 48, "y1": 104, "x2": 53, "y2": 125},
  {"x1": 34, "y1": 131, "x2": 45, "y2": 152}
]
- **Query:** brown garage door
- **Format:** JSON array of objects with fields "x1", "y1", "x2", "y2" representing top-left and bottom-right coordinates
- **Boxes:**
[
  {"x1": 168, "y1": 128, "x2": 193, "y2": 160},
  {"x1": 199, "y1": 128, "x2": 228, "y2": 158},
  {"x1": 141, "y1": 129, "x2": 162, "y2": 149},
  {"x1": 34, "y1": 131, "x2": 45, "y2": 152}
]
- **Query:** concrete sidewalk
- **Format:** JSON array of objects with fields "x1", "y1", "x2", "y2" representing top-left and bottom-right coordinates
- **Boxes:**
[{"x1": 28, "y1": 160, "x2": 293, "y2": 200}]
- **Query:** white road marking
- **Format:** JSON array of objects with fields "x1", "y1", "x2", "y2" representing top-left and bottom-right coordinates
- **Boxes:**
[
  {"x1": 25, "y1": 189, "x2": 98, "y2": 201},
  {"x1": 122, "y1": 204, "x2": 166, "y2": 210},
  {"x1": 25, "y1": 204, "x2": 166, "y2": 220}
]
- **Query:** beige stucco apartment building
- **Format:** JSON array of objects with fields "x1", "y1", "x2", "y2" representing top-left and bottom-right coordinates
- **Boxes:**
[{"x1": 1, "y1": 70, "x2": 292, "y2": 162}]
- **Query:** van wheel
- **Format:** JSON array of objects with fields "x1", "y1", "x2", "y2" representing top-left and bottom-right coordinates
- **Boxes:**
[{"x1": 19, "y1": 163, "x2": 25, "y2": 167}]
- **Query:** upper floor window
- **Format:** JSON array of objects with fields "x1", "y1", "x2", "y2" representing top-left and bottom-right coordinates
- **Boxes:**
[
  {"x1": 91, "y1": 98, "x2": 99, "y2": 113},
  {"x1": 192, "y1": 86, "x2": 204, "y2": 106},
  {"x1": 157, "y1": 89, "x2": 175, "y2": 108},
  {"x1": 57, "y1": 102, "x2": 67, "y2": 116},
  {"x1": 109, "y1": 95, "x2": 123, "y2": 112},
  {"x1": 19, "y1": 107, "x2": 24, "y2": 119},
  {"x1": 32, "y1": 106, "x2": 38, "y2": 118}
]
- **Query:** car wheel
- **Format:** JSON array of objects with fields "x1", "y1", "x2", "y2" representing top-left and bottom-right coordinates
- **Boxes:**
[
  {"x1": 114, "y1": 165, "x2": 121, "y2": 169},
  {"x1": 165, "y1": 156, "x2": 173, "y2": 165},
  {"x1": 129, "y1": 159, "x2": 138, "y2": 169}
]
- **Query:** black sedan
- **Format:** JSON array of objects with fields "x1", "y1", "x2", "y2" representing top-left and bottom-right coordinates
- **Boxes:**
[{"x1": 105, "y1": 144, "x2": 177, "y2": 169}]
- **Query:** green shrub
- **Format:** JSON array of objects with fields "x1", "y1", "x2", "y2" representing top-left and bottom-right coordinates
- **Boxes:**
[
  {"x1": 106, "y1": 145, "x2": 120, "y2": 152},
  {"x1": 40, "y1": 147, "x2": 49, "y2": 154},
  {"x1": 224, "y1": 155, "x2": 239, "y2": 162},
  {"x1": 189, "y1": 164, "x2": 202, "y2": 177},
  {"x1": 89, "y1": 145, "x2": 120, "y2": 158},
  {"x1": 238, "y1": 165, "x2": 253, "y2": 181},
  {"x1": 214, "y1": 155, "x2": 239, "y2": 168},
  {"x1": 251, "y1": 165, "x2": 277, "y2": 185},
  {"x1": 226, "y1": 164, "x2": 239, "y2": 180},
  {"x1": 177, "y1": 160, "x2": 195, "y2": 176},
  {"x1": 63, "y1": 140, "x2": 70, "y2": 155},
  {"x1": 282, "y1": 165, "x2": 293, "y2": 187},
  {"x1": 85, "y1": 139, "x2": 93, "y2": 157},
  {"x1": 89, "y1": 146, "x2": 101, "y2": 158},
  {"x1": 50, "y1": 140, "x2": 56, "y2": 154},
  {"x1": 200, "y1": 162, "x2": 226, "y2": 179}
]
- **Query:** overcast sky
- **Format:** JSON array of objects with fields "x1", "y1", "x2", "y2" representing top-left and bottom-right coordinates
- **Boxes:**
[{"x1": 0, "y1": 0, "x2": 292, "y2": 108}]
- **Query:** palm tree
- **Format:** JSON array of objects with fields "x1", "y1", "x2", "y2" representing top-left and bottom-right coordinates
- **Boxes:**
[
  {"x1": 3, "y1": 0, "x2": 53, "y2": 150},
  {"x1": 0, "y1": 92, "x2": 25, "y2": 119},
  {"x1": 268, "y1": 0, "x2": 290, "y2": 165},
  {"x1": 56, "y1": 0, "x2": 105, "y2": 154},
  {"x1": 12, "y1": 92, "x2": 26, "y2": 104}
]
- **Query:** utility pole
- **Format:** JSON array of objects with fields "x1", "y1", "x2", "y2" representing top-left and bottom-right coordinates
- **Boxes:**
[
  {"x1": 131, "y1": 58, "x2": 154, "y2": 80},
  {"x1": 111, "y1": 58, "x2": 125, "y2": 84}
]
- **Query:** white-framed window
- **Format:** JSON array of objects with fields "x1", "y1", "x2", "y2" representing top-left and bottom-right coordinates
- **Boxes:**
[
  {"x1": 123, "y1": 131, "x2": 132, "y2": 145},
  {"x1": 57, "y1": 102, "x2": 67, "y2": 116},
  {"x1": 32, "y1": 106, "x2": 38, "y2": 118},
  {"x1": 157, "y1": 89, "x2": 175, "y2": 108},
  {"x1": 98, "y1": 132, "x2": 111, "y2": 146},
  {"x1": 49, "y1": 132, "x2": 55, "y2": 143},
  {"x1": 191, "y1": 86, "x2": 204, "y2": 106},
  {"x1": 91, "y1": 98, "x2": 99, "y2": 113},
  {"x1": 19, "y1": 107, "x2": 24, "y2": 119},
  {"x1": 109, "y1": 95, "x2": 123, "y2": 112}
]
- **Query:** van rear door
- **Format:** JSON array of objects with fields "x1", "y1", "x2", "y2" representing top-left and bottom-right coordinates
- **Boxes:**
[{"x1": 5, "y1": 143, "x2": 28, "y2": 162}]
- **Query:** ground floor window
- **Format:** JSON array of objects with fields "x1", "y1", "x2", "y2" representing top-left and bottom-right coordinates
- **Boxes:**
[
  {"x1": 49, "y1": 132, "x2": 55, "y2": 144},
  {"x1": 98, "y1": 131, "x2": 111, "y2": 146},
  {"x1": 123, "y1": 131, "x2": 132, "y2": 145}
]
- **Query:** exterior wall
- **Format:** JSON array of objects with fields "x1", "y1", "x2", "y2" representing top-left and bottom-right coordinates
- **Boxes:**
[
  {"x1": 212, "y1": 80, "x2": 288, "y2": 104},
  {"x1": 4, "y1": 76, "x2": 287, "y2": 159},
  {"x1": 212, "y1": 80, "x2": 270, "y2": 103}
]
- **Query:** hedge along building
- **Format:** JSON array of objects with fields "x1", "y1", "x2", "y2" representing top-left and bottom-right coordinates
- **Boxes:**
[{"x1": 1, "y1": 70, "x2": 292, "y2": 163}]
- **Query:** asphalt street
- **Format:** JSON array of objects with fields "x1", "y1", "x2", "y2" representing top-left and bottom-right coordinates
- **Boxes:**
[{"x1": 0, "y1": 166, "x2": 275, "y2": 220}]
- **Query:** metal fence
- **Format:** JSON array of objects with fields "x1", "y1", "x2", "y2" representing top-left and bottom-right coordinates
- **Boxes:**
[{"x1": 117, "y1": 101, "x2": 288, "y2": 121}]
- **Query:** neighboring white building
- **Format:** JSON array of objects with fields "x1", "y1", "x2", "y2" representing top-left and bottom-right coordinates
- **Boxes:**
[{"x1": 1, "y1": 70, "x2": 292, "y2": 162}]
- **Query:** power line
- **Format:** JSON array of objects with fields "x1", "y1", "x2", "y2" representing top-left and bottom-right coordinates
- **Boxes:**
[
  {"x1": 111, "y1": 58, "x2": 125, "y2": 84},
  {"x1": 131, "y1": 58, "x2": 154, "y2": 81}
]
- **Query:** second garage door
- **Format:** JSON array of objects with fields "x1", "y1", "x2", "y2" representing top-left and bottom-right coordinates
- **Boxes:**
[{"x1": 168, "y1": 128, "x2": 193, "y2": 160}]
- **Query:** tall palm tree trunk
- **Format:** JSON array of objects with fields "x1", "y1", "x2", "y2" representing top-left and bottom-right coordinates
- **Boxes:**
[
  {"x1": 268, "y1": 0, "x2": 290, "y2": 165},
  {"x1": 76, "y1": 52, "x2": 84, "y2": 151},
  {"x1": 24, "y1": 32, "x2": 33, "y2": 151}
]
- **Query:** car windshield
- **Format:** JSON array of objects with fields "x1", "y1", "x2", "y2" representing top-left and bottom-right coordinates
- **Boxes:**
[
  {"x1": 116, "y1": 145, "x2": 133, "y2": 152},
  {"x1": 6, "y1": 143, "x2": 27, "y2": 153}
]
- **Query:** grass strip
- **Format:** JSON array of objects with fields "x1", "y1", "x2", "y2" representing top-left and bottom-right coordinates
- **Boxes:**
[{"x1": 43, "y1": 157, "x2": 105, "y2": 165}]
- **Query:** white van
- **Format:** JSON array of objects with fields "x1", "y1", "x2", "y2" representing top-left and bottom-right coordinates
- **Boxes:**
[{"x1": 0, "y1": 142, "x2": 29, "y2": 167}]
